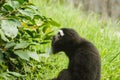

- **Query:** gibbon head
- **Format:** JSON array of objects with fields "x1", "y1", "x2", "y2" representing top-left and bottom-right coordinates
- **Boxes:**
[{"x1": 52, "y1": 28, "x2": 81, "y2": 53}]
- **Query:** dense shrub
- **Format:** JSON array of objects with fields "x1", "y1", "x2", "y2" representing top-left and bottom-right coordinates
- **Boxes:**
[{"x1": 0, "y1": 0, "x2": 60, "y2": 79}]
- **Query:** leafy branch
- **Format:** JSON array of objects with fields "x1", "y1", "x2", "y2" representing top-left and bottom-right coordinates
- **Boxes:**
[{"x1": 0, "y1": 0, "x2": 60, "y2": 79}]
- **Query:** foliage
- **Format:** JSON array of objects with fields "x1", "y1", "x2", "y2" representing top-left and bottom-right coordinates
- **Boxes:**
[{"x1": 0, "y1": 0, "x2": 60, "y2": 79}]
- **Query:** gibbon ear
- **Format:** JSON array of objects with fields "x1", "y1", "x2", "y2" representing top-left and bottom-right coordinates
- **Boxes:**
[{"x1": 58, "y1": 30, "x2": 64, "y2": 37}]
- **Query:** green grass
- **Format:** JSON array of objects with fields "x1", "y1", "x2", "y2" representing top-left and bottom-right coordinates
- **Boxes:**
[{"x1": 29, "y1": 0, "x2": 120, "y2": 80}]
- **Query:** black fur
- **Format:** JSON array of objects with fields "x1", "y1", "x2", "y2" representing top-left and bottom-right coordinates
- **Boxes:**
[{"x1": 51, "y1": 28, "x2": 101, "y2": 80}]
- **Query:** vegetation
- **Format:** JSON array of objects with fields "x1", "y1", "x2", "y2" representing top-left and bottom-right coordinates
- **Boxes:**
[
  {"x1": 0, "y1": 0, "x2": 120, "y2": 80},
  {"x1": 0, "y1": 0, "x2": 60, "y2": 79}
]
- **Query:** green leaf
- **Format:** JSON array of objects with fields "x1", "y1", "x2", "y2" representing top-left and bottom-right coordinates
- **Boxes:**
[
  {"x1": 4, "y1": 0, "x2": 20, "y2": 11},
  {"x1": 14, "y1": 50, "x2": 29, "y2": 61},
  {"x1": 3, "y1": 5, "x2": 13, "y2": 11},
  {"x1": 34, "y1": 15, "x2": 42, "y2": 19},
  {"x1": 1, "y1": 20, "x2": 21, "y2": 38},
  {"x1": 27, "y1": 5, "x2": 38, "y2": 11},
  {"x1": 28, "y1": 51, "x2": 39, "y2": 61},
  {"x1": 14, "y1": 41, "x2": 29, "y2": 49},
  {"x1": 17, "y1": 0, "x2": 28, "y2": 4},
  {"x1": 0, "y1": 29, "x2": 9, "y2": 42},
  {"x1": 42, "y1": 25, "x2": 49, "y2": 33},
  {"x1": 18, "y1": 9, "x2": 35, "y2": 19},
  {"x1": 48, "y1": 19, "x2": 61, "y2": 27},
  {"x1": 0, "y1": 72, "x2": 10, "y2": 79},
  {"x1": 5, "y1": 42, "x2": 16, "y2": 49},
  {"x1": 8, "y1": 71, "x2": 24, "y2": 77},
  {"x1": 8, "y1": 16, "x2": 19, "y2": 20},
  {"x1": 10, "y1": 1, "x2": 20, "y2": 9},
  {"x1": 0, "y1": 52, "x2": 4, "y2": 62}
]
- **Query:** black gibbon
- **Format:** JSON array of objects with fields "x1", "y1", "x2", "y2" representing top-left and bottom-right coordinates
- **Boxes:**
[{"x1": 51, "y1": 28, "x2": 101, "y2": 80}]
